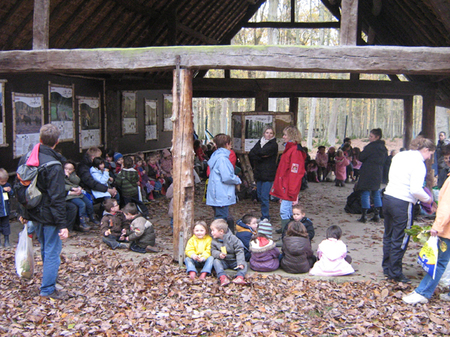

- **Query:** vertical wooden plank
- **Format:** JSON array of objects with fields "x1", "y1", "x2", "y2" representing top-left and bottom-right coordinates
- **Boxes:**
[
  {"x1": 172, "y1": 66, "x2": 195, "y2": 263},
  {"x1": 422, "y1": 88, "x2": 436, "y2": 189},
  {"x1": 403, "y1": 96, "x2": 413, "y2": 150},
  {"x1": 340, "y1": 0, "x2": 358, "y2": 46},
  {"x1": 33, "y1": 0, "x2": 50, "y2": 50},
  {"x1": 289, "y1": 96, "x2": 298, "y2": 126},
  {"x1": 255, "y1": 91, "x2": 269, "y2": 112}
]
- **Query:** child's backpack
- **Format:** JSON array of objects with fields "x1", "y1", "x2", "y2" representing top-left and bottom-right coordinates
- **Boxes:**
[{"x1": 15, "y1": 154, "x2": 61, "y2": 210}]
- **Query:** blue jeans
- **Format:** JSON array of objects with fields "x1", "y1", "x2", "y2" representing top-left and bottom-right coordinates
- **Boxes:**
[
  {"x1": 102, "y1": 235, "x2": 122, "y2": 250},
  {"x1": 416, "y1": 237, "x2": 450, "y2": 298},
  {"x1": 69, "y1": 196, "x2": 94, "y2": 218},
  {"x1": 213, "y1": 206, "x2": 229, "y2": 220},
  {"x1": 184, "y1": 256, "x2": 214, "y2": 274},
  {"x1": 361, "y1": 190, "x2": 382, "y2": 209},
  {"x1": 36, "y1": 224, "x2": 62, "y2": 296},
  {"x1": 213, "y1": 258, "x2": 247, "y2": 278},
  {"x1": 257, "y1": 181, "x2": 272, "y2": 220},
  {"x1": 280, "y1": 199, "x2": 293, "y2": 220}
]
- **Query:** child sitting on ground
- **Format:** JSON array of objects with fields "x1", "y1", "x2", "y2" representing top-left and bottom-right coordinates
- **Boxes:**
[
  {"x1": 64, "y1": 160, "x2": 98, "y2": 230},
  {"x1": 249, "y1": 234, "x2": 280, "y2": 272},
  {"x1": 0, "y1": 168, "x2": 13, "y2": 248},
  {"x1": 100, "y1": 198, "x2": 128, "y2": 250},
  {"x1": 90, "y1": 157, "x2": 120, "y2": 202},
  {"x1": 121, "y1": 203, "x2": 158, "y2": 253},
  {"x1": 147, "y1": 153, "x2": 165, "y2": 199},
  {"x1": 309, "y1": 225, "x2": 354, "y2": 276},
  {"x1": 283, "y1": 204, "x2": 315, "y2": 241},
  {"x1": 184, "y1": 221, "x2": 213, "y2": 280},
  {"x1": 210, "y1": 219, "x2": 248, "y2": 286},
  {"x1": 334, "y1": 149, "x2": 350, "y2": 187},
  {"x1": 306, "y1": 160, "x2": 319, "y2": 183},
  {"x1": 280, "y1": 221, "x2": 316, "y2": 274},
  {"x1": 235, "y1": 214, "x2": 259, "y2": 261}
]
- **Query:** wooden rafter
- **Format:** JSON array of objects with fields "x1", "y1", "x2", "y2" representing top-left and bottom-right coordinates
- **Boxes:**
[
  {"x1": 33, "y1": 0, "x2": 50, "y2": 50},
  {"x1": 77, "y1": 5, "x2": 119, "y2": 48}
]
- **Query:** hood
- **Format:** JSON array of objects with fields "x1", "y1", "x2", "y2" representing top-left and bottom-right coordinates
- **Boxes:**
[
  {"x1": 249, "y1": 238, "x2": 276, "y2": 252},
  {"x1": 207, "y1": 148, "x2": 230, "y2": 170},
  {"x1": 236, "y1": 219, "x2": 256, "y2": 234}
]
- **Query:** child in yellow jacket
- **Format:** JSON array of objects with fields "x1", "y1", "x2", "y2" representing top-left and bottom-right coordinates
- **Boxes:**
[{"x1": 185, "y1": 221, "x2": 213, "y2": 280}]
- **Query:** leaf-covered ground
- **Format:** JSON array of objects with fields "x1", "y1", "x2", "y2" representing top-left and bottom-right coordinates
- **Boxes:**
[{"x1": 1, "y1": 244, "x2": 450, "y2": 336}]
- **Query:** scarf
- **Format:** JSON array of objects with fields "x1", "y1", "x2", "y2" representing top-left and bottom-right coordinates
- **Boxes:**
[{"x1": 260, "y1": 136, "x2": 274, "y2": 148}]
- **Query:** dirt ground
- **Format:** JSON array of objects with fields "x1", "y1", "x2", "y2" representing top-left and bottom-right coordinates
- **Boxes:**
[{"x1": 6, "y1": 177, "x2": 432, "y2": 284}]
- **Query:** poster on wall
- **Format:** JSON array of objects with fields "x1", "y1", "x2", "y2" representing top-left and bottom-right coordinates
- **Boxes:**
[
  {"x1": 78, "y1": 96, "x2": 101, "y2": 152},
  {"x1": 49, "y1": 83, "x2": 75, "y2": 142},
  {"x1": 275, "y1": 114, "x2": 292, "y2": 151},
  {"x1": 145, "y1": 98, "x2": 158, "y2": 141},
  {"x1": 163, "y1": 94, "x2": 173, "y2": 131},
  {"x1": 0, "y1": 80, "x2": 6, "y2": 147},
  {"x1": 12, "y1": 93, "x2": 44, "y2": 158},
  {"x1": 232, "y1": 114, "x2": 242, "y2": 151},
  {"x1": 244, "y1": 115, "x2": 273, "y2": 151},
  {"x1": 122, "y1": 91, "x2": 137, "y2": 135}
]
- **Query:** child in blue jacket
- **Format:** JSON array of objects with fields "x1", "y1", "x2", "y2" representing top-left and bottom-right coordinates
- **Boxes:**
[
  {"x1": 0, "y1": 169, "x2": 14, "y2": 248},
  {"x1": 236, "y1": 214, "x2": 258, "y2": 261}
]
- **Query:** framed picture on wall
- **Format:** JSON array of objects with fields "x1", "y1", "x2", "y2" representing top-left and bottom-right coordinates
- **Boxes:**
[
  {"x1": 49, "y1": 82, "x2": 75, "y2": 142},
  {"x1": 12, "y1": 93, "x2": 44, "y2": 158},
  {"x1": 78, "y1": 95, "x2": 102, "y2": 152},
  {"x1": 163, "y1": 94, "x2": 173, "y2": 131},
  {"x1": 0, "y1": 80, "x2": 7, "y2": 147},
  {"x1": 122, "y1": 91, "x2": 137, "y2": 135},
  {"x1": 145, "y1": 98, "x2": 158, "y2": 141}
]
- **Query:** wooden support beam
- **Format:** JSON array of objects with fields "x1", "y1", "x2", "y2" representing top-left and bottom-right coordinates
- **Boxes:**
[
  {"x1": 422, "y1": 88, "x2": 436, "y2": 189},
  {"x1": 2, "y1": 46, "x2": 450, "y2": 76},
  {"x1": 403, "y1": 96, "x2": 413, "y2": 150},
  {"x1": 33, "y1": 0, "x2": 50, "y2": 50},
  {"x1": 242, "y1": 21, "x2": 340, "y2": 29},
  {"x1": 291, "y1": 0, "x2": 296, "y2": 22},
  {"x1": 289, "y1": 96, "x2": 299, "y2": 126},
  {"x1": 172, "y1": 66, "x2": 195, "y2": 262},
  {"x1": 255, "y1": 91, "x2": 269, "y2": 111},
  {"x1": 340, "y1": 0, "x2": 359, "y2": 45}
]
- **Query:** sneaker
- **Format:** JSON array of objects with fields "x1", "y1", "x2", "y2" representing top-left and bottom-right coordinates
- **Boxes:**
[
  {"x1": 219, "y1": 275, "x2": 230, "y2": 286},
  {"x1": 117, "y1": 243, "x2": 128, "y2": 249},
  {"x1": 41, "y1": 290, "x2": 69, "y2": 300},
  {"x1": 232, "y1": 276, "x2": 248, "y2": 285},
  {"x1": 146, "y1": 245, "x2": 159, "y2": 253},
  {"x1": 259, "y1": 218, "x2": 269, "y2": 223},
  {"x1": 402, "y1": 291, "x2": 428, "y2": 304},
  {"x1": 440, "y1": 293, "x2": 450, "y2": 301}
]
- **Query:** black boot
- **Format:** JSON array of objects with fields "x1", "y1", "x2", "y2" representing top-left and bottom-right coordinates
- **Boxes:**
[
  {"x1": 79, "y1": 217, "x2": 91, "y2": 232},
  {"x1": 357, "y1": 209, "x2": 367, "y2": 223},
  {"x1": 370, "y1": 208, "x2": 380, "y2": 222},
  {"x1": 4, "y1": 235, "x2": 10, "y2": 248}
]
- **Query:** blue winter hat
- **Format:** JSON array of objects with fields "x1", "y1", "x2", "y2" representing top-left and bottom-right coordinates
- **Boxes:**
[{"x1": 113, "y1": 152, "x2": 123, "y2": 162}]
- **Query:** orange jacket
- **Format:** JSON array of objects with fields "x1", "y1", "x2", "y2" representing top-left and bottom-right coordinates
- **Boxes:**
[{"x1": 433, "y1": 173, "x2": 450, "y2": 239}]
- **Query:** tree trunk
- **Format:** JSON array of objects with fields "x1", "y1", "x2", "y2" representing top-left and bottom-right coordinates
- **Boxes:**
[
  {"x1": 307, "y1": 97, "x2": 317, "y2": 149},
  {"x1": 328, "y1": 98, "x2": 339, "y2": 146}
]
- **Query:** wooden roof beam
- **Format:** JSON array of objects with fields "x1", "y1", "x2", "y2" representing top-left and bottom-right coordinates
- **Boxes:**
[
  {"x1": 110, "y1": 0, "x2": 158, "y2": 17},
  {"x1": 33, "y1": 0, "x2": 50, "y2": 50},
  {"x1": 340, "y1": 0, "x2": 358, "y2": 45},
  {"x1": 1, "y1": 45, "x2": 450, "y2": 76},
  {"x1": 177, "y1": 23, "x2": 218, "y2": 45}
]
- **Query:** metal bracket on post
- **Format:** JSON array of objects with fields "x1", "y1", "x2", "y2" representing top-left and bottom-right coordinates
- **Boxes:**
[{"x1": 178, "y1": 231, "x2": 184, "y2": 267}]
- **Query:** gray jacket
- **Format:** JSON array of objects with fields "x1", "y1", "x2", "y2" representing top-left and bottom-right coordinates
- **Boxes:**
[{"x1": 211, "y1": 229, "x2": 246, "y2": 267}]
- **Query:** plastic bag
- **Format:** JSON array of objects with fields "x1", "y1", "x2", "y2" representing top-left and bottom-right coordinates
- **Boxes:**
[
  {"x1": 15, "y1": 224, "x2": 34, "y2": 279},
  {"x1": 439, "y1": 260, "x2": 450, "y2": 287},
  {"x1": 417, "y1": 236, "x2": 438, "y2": 279}
]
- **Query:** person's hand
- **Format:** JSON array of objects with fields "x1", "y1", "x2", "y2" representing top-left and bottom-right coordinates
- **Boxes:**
[
  {"x1": 19, "y1": 216, "x2": 28, "y2": 224},
  {"x1": 104, "y1": 168, "x2": 109, "y2": 172},
  {"x1": 59, "y1": 228, "x2": 69, "y2": 240},
  {"x1": 430, "y1": 229, "x2": 438, "y2": 237},
  {"x1": 107, "y1": 188, "x2": 117, "y2": 197},
  {"x1": 3, "y1": 186, "x2": 11, "y2": 192},
  {"x1": 293, "y1": 195, "x2": 299, "y2": 206},
  {"x1": 236, "y1": 264, "x2": 244, "y2": 269},
  {"x1": 119, "y1": 236, "x2": 125, "y2": 241},
  {"x1": 121, "y1": 228, "x2": 127, "y2": 234},
  {"x1": 219, "y1": 253, "x2": 226, "y2": 259},
  {"x1": 191, "y1": 254, "x2": 198, "y2": 261}
]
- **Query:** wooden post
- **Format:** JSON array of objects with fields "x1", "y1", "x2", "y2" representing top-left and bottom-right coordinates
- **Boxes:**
[
  {"x1": 172, "y1": 65, "x2": 195, "y2": 263},
  {"x1": 289, "y1": 96, "x2": 298, "y2": 126},
  {"x1": 403, "y1": 96, "x2": 413, "y2": 150},
  {"x1": 422, "y1": 88, "x2": 436, "y2": 189},
  {"x1": 255, "y1": 91, "x2": 269, "y2": 112},
  {"x1": 340, "y1": 0, "x2": 359, "y2": 46},
  {"x1": 33, "y1": 0, "x2": 50, "y2": 50}
]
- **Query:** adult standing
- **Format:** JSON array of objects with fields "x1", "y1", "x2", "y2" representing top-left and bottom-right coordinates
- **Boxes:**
[
  {"x1": 249, "y1": 127, "x2": 278, "y2": 221},
  {"x1": 356, "y1": 128, "x2": 388, "y2": 223},
  {"x1": 382, "y1": 137, "x2": 435, "y2": 283},
  {"x1": 402, "y1": 173, "x2": 450, "y2": 304},
  {"x1": 18, "y1": 124, "x2": 69, "y2": 299},
  {"x1": 435, "y1": 131, "x2": 450, "y2": 176},
  {"x1": 206, "y1": 134, "x2": 241, "y2": 220},
  {"x1": 270, "y1": 126, "x2": 306, "y2": 234}
]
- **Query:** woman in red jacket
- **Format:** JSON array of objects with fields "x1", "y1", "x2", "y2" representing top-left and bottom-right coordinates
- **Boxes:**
[{"x1": 270, "y1": 126, "x2": 306, "y2": 234}]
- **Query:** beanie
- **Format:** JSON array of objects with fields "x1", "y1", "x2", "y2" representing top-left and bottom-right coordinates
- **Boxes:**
[{"x1": 113, "y1": 152, "x2": 123, "y2": 162}]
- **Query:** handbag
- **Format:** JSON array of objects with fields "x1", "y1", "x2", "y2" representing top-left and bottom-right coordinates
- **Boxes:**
[{"x1": 417, "y1": 236, "x2": 438, "y2": 279}]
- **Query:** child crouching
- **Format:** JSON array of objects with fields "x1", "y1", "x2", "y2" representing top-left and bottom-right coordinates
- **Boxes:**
[
  {"x1": 211, "y1": 219, "x2": 248, "y2": 286},
  {"x1": 101, "y1": 198, "x2": 127, "y2": 250},
  {"x1": 249, "y1": 234, "x2": 280, "y2": 272},
  {"x1": 184, "y1": 221, "x2": 213, "y2": 280},
  {"x1": 122, "y1": 203, "x2": 159, "y2": 253}
]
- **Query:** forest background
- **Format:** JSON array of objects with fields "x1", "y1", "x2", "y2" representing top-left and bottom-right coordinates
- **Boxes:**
[{"x1": 192, "y1": 0, "x2": 440, "y2": 150}]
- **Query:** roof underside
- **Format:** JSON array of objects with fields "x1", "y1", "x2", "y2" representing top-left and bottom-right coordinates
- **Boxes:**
[{"x1": 0, "y1": 0, "x2": 450, "y2": 103}]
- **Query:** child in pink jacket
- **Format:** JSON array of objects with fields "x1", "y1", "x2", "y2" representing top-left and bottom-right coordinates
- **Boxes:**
[{"x1": 334, "y1": 149, "x2": 349, "y2": 187}]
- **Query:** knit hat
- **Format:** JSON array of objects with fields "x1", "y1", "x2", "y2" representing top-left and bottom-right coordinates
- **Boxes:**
[
  {"x1": 113, "y1": 152, "x2": 123, "y2": 162},
  {"x1": 162, "y1": 149, "x2": 171, "y2": 158}
]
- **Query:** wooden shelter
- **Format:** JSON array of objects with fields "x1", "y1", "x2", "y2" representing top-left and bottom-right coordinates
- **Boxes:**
[{"x1": 1, "y1": 0, "x2": 450, "y2": 260}]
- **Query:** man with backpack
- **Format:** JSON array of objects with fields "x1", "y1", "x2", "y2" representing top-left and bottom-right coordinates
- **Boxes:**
[{"x1": 17, "y1": 124, "x2": 68, "y2": 300}]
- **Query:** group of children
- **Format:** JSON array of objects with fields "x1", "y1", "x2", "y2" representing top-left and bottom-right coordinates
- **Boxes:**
[{"x1": 184, "y1": 204, "x2": 354, "y2": 285}]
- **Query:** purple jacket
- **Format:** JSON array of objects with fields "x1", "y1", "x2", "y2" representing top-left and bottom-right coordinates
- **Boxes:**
[{"x1": 249, "y1": 239, "x2": 280, "y2": 272}]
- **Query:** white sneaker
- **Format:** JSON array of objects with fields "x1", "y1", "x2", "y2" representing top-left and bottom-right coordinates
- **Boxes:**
[
  {"x1": 402, "y1": 291, "x2": 428, "y2": 304},
  {"x1": 259, "y1": 218, "x2": 269, "y2": 223},
  {"x1": 440, "y1": 293, "x2": 450, "y2": 302}
]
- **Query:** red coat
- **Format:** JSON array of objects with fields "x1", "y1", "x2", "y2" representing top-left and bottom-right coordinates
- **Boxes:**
[{"x1": 270, "y1": 142, "x2": 306, "y2": 201}]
